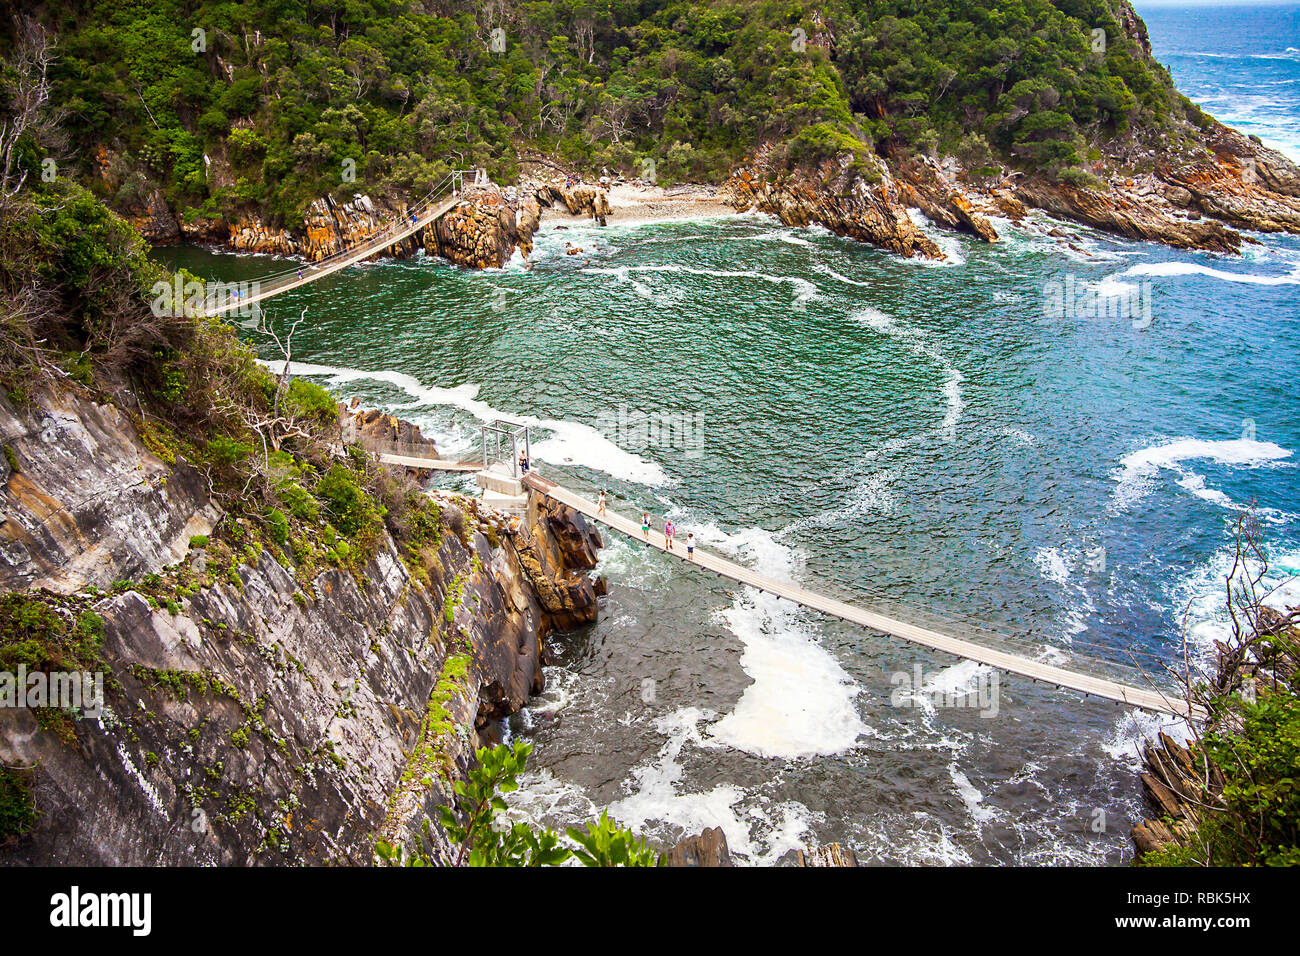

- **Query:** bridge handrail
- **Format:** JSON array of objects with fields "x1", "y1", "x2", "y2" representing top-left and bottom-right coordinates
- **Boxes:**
[
  {"x1": 204, "y1": 169, "x2": 475, "y2": 299},
  {"x1": 527, "y1": 458, "x2": 1201, "y2": 710},
  {"x1": 248, "y1": 170, "x2": 466, "y2": 283}
]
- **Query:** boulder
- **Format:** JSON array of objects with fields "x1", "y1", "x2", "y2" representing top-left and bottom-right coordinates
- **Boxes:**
[{"x1": 665, "y1": 827, "x2": 732, "y2": 866}]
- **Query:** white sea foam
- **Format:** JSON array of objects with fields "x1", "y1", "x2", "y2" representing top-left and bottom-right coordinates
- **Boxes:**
[
  {"x1": 1102, "y1": 710, "x2": 1192, "y2": 765},
  {"x1": 1111, "y1": 437, "x2": 1293, "y2": 512},
  {"x1": 1167, "y1": 544, "x2": 1300, "y2": 678},
  {"x1": 264, "y1": 359, "x2": 669, "y2": 484},
  {"x1": 905, "y1": 209, "x2": 967, "y2": 267},
  {"x1": 605, "y1": 707, "x2": 819, "y2": 862},
  {"x1": 949, "y1": 765, "x2": 996, "y2": 824},
  {"x1": 813, "y1": 263, "x2": 872, "y2": 287},
  {"x1": 666, "y1": 521, "x2": 871, "y2": 760},
  {"x1": 780, "y1": 471, "x2": 897, "y2": 538},
  {"x1": 1034, "y1": 547, "x2": 1071, "y2": 585},
  {"x1": 1102, "y1": 259, "x2": 1300, "y2": 289},
  {"x1": 749, "y1": 228, "x2": 813, "y2": 247},
  {"x1": 708, "y1": 592, "x2": 869, "y2": 758},
  {"x1": 852, "y1": 307, "x2": 965, "y2": 436}
]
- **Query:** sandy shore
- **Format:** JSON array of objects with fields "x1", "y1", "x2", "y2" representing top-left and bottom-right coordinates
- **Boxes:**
[{"x1": 540, "y1": 181, "x2": 740, "y2": 227}]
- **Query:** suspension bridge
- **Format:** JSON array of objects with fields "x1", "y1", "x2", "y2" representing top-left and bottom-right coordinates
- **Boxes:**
[
  {"x1": 368, "y1": 424, "x2": 1207, "y2": 722},
  {"x1": 202, "y1": 169, "x2": 479, "y2": 316}
]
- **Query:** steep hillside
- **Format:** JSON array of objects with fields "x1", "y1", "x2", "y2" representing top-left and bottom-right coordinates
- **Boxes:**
[
  {"x1": 0, "y1": 177, "x2": 604, "y2": 863},
  {"x1": 10, "y1": 0, "x2": 1297, "y2": 259}
]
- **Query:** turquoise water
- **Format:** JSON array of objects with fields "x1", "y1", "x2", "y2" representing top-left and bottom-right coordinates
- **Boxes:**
[
  {"x1": 154, "y1": 13, "x2": 1300, "y2": 864},
  {"x1": 1140, "y1": 2, "x2": 1300, "y2": 161},
  {"x1": 160, "y1": 210, "x2": 1300, "y2": 863}
]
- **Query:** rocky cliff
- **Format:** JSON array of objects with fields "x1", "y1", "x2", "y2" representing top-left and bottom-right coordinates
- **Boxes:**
[
  {"x1": 724, "y1": 121, "x2": 1300, "y2": 262},
  {"x1": 725, "y1": 150, "x2": 944, "y2": 261},
  {"x1": 0, "y1": 389, "x2": 602, "y2": 865}
]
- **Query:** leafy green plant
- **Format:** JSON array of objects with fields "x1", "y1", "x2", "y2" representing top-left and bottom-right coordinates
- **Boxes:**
[
  {"x1": 379, "y1": 740, "x2": 660, "y2": 867},
  {"x1": 438, "y1": 739, "x2": 572, "y2": 867},
  {"x1": 567, "y1": 811, "x2": 663, "y2": 867},
  {"x1": 314, "y1": 464, "x2": 382, "y2": 539}
]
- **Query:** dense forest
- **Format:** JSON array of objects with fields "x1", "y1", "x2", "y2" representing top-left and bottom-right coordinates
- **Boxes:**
[{"x1": 1, "y1": 0, "x2": 1203, "y2": 230}]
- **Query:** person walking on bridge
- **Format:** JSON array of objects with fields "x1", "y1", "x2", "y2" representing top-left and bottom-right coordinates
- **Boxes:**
[
  {"x1": 664, "y1": 518, "x2": 675, "y2": 551},
  {"x1": 598, "y1": 490, "x2": 607, "y2": 516},
  {"x1": 641, "y1": 512, "x2": 651, "y2": 540},
  {"x1": 686, "y1": 532, "x2": 695, "y2": 561}
]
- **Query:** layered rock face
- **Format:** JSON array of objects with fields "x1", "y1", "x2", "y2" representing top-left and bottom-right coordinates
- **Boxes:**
[
  {"x1": 222, "y1": 184, "x2": 543, "y2": 270},
  {"x1": 1013, "y1": 129, "x2": 1300, "y2": 254},
  {"x1": 425, "y1": 184, "x2": 542, "y2": 268},
  {"x1": 339, "y1": 400, "x2": 437, "y2": 452},
  {"x1": 725, "y1": 152, "x2": 944, "y2": 260},
  {"x1": 0, "y1": 396, "x2": 220, "y2": 596},
  {"x1": 0, "y1": 391, "x2": 603, "y2": 865},
  {"x1": 1130, "y1": 731, "x2": 1208, "y2": 857},
  {"x1": 533, "y1": 181, "x2": 612, "y2": 224},
  {"x1": 230, "y1": 193, "x2": 387, "y2": 259},
  {"x1": 726, "y1": 130, "x2": 1300, "y2": 261},
  {"x1": 896, "y1": 157, "x2": 999, "y2": 243},
  {"x1": 1013, "y1": 177, "x2": 1244, "y2": 252}
]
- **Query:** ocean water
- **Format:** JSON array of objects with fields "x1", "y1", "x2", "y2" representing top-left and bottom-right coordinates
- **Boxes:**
[
  {"x1": 1139, "y1": 1, "x2": 1300, "y2": 160},
  {"x1": 156, "y1": 13, "x2": 1300, "y2": 865}
]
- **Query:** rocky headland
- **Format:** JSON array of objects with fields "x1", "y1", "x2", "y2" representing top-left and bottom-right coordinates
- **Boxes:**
[{"x1": 0, "y1": 388, "x2": 604, "y2": 864}]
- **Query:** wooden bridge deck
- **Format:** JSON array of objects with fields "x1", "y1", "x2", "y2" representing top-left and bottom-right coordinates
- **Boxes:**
[
  {"x1": 521, "y1": 473, "x2": 1206, "y2": 721},
  {"x1": 205, "y1": 191, "x2": 464, "y2": 315},
  {"x1": 377, "y1": 453, "x2": 483, "y2": 472}
]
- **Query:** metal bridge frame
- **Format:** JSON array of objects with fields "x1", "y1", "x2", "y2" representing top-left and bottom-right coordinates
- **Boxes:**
[{"x1": 480, "y1": 421, "x2": 532, "y2": 479}]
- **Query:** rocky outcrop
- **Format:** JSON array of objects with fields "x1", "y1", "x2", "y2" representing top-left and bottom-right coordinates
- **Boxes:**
[
  {"x1": 230, "y1": 193, "x2": 394, "y2": 260},
  {"x1": 227, "y1": 183, "x2": 541, "y2": 270},
  {"x1": 897, "y1": 158, "x2": 998, "y2": 243},
  {"x1": 1131, "y1": 604, "x2": 1298, "y2": 860},
  {"x1": 725, "y1": 151, "x2": 944, "y2": 260},
  {"x1": 1130, "y1": 731, "x2": 1213, "y2": 857},
  {"x1": 796, "y1": 843, "x2": 859, "y2": 866},
  {"x1": 1114, "y1": 0, "x2": 1153, "y2": 58},
  {"x1": 0, "y1": 391, "x2": 603, "y2": 865},
  {"x1": 665, "y1": 827, "x2": 732, "y2": 866},
  {"x1": 534, "y1": 181, "x2": 611, "y2": 224},
  {"x1": 1014, "y1": 177, "x2": 1244, "y2": 252},
  {"x1": 508, "y1": 495, "x2": 603, "y2": 637},
  {"x1": 339, "y1": 399, "x2": 437, "y2": 456},
  {"x1": 425, "y1": 184, "x2": 541, "y2": 268},
  {"x1": 0, "y1": 395, "x2": 220, "y2": 596},
  {"x1": 124, "y1": 188, "x2": 181, "y2": 244},
  {"x1": 1009, "y1": 118, "x2": 1300, "y2": 254}
]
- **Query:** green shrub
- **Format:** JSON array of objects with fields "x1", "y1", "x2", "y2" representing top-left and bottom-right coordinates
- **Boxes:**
[
  {"x1": 206, "y1": 435, "x2": 253, "y2": 469},
  {"x1": 284, "y1": 379, "x2": 338, "y2": 427},
  {"x1": 264, "y1": 508, "x2": 290, "y2": 546},
  {"x1": 314, "y1": 465, "x2": 382, "y2": 539},
  {"x1": 412, "y1": 740, "x2": 660, "y2": 868},
  {"x1": 1144, "y1": 694, "x2": 1300, "y2": 866}
]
